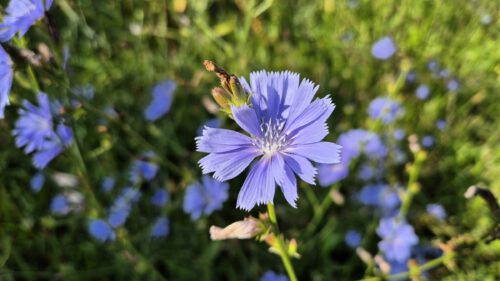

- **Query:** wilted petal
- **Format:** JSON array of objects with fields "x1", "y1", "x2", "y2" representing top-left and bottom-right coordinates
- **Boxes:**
[{"x1": 209, "y1": 217, "x2": 261, "y2": 240}]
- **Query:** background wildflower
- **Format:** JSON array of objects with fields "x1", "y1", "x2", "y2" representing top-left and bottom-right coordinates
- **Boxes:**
[
  {"x1": 144, "y1": 80, "x2": 176, "y2": 121},
  {"x1": 377, "y1": 217, "x2": 419, "y2": 263},
  {"x1": 371, "y1": 37, "x2": 396, "y2": 60},
  {"x1": 183, "y1": 175, "x2": 229, "y2": 220},
  {"x1": 261, "y1": 271, "x2": 289, "y2": 281},
  {"x1": 150, "y1": 217, "x2": 170, "y2": 238},
  {"x1": 88, "y1": 219, "x2": 116, "y2": 242},
  {"x1": 345, "y1": 230, "x2": 362, "y2": 248},
  {"x1": 368, "y1": 97, "x2": 403, "y2": 124},
  {"x1": 30, "y1": 172, "x2": 45, "y2": 192}
]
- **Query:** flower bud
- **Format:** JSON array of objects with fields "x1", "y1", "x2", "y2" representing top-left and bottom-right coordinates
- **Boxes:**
[
  {"x1": 209, "y1": 216, "x2": 262, "y2": 240},
  {"x1": 211, "y1": 87, "x2": 231, "y2": 110}
]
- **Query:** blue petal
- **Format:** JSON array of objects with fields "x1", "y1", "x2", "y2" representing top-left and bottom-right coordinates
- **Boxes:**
[
  {"x1": 198, "y1": 147, "x2": 261, "y2": 181},
  {"x1": 196, "y1": 127, "x2": 253, "y2": 153},
  {"x1": 279, "y1": 164, "x2": 298, "y2": 207},
  {"x1": 231, "y1": 104, "x2": 263, "y2": 138},
  {"x1": 283, "y1": 153, "x2": 317, "y2": 185},
  {"x1": 30, "y1": 172, "x2": 45, "y2": 192},
  {"x1": 150, "y1": 217, "x2": 170, "y2": 238},
  {"x1": 371, "y1": 36, "x2": 397, "y2": 60},
  {"x1": 236, "y1": 158, "x2": 275, "y2": 210},
  {"x1": 88, "y1": 219, "x2": 116, "y2": 242},
  {"x1": 286, "y1": 142, "x2": 341, "y2": 164},
  {"x1": 144, "y1": 80, "x2": 176, "y2": 121}
]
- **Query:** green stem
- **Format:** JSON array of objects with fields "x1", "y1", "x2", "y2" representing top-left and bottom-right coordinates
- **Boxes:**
[
  {"x1": 399, "y1": 150, "x2": 426, "y2": 218},
  {"x1": 266, "y1": 204, "x2": 298, "y2": 281},
  {"x1": 304, "y1": 184, "x2": 338, "y2": 237}
]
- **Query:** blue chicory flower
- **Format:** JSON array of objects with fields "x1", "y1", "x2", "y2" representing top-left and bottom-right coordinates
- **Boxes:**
[
  {"x1": 371, "y1": 37, "x2": 396, "y2": 60},
  {"x1": 12, "y1": 93, "x2": 73, "y2": 169},
  {"x1": 129, "y1": 159, "x2": 158, "y2": 183},
  {"x1": 393, "y1": 129, "x2": 405, "y2": 141},
  {"x1": 108, "y1": 187, "x2": 142, "y2": 227},
  {"x1": 183, "y1": 175, "x2": 229, "y2": 220},
  {"x1": 345, "y1": 230, "x2": 362, "y2": 248},
  {"x1": 150, "y1": 217, "x2": 170, "y2": 238},
  {"x1": 0, "y1": 45, "x2": 14, "y2": 118},
  {"x1": 50, "y1": 194, "x2": 69, "y2": 215},
  {"x1": 377, "y1": 217, "x2": 419, "y2": 263},
  {"x1": 415, "y1": 84, "x2": 430, "y2": 100},
  {"x1": 426, "y1": 203, "x2": 447, "y2": 220},
  {"x1": 261, "y1": 271, "x2": 289, "y2": 281},
  {"x1": 0, "y1": 0, "x2": 53, "y2": 42},
  {"x1": 427, "y1": 60, "x2": 439, "y2": 72},
  {"x1": 421, "y1": 135, "x2": 434, "y2": 148},
  {"x1": 30, "y1": 172, "x2": 45, "y2": 192},
  {"x1": 88, "y1": 219, "x2": 116, "y2": 242},
  {"x1": 447, "y1": 79, "x2": 460, "y2": 92},
  {"x1": 197, "y1": 71, "x2": 341, "y2": 210},
  {"x1": 357, "y1": 183, "x2": 401, "y2": 216},
  {"x1": 150, "y1": 189, "x2": 169, "y2": 207},
  {"x1": 144, "y1": 80, "x2": 176, "y2": 121},
  {"x1": 436, "y1": 119, "x2": 447, "y2": 130},
  {"x1": 101, "y1": 176, "x2": 116, "y2": 193},
  {"x1": 318, "y1": 129, "x2": 387, "y2": 187},
  {"x1": 368, "y1": 97, "x2": 403, "y2": 124}
]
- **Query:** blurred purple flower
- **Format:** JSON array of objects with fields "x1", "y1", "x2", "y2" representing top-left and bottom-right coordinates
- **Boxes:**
[
  {"x1": 357, "y1": 183, "x2": 401, "y2": 215},
  {"x1": 261, "y1": 271, "x2": 288, "y2": 281},
  {"x1": 30, "y1": 172, "x2": 45, "y2": 192},
  {"x1": 12, "y1": 93, "x2": 73, "y2": 169},
  {"x1": 150, "y1": 217, "x2": 170, "y2": 238},
  {"x1": 436, "y1": 119, "x2": 447, "y2": 130},
  {"x1": 108, "y1": 187, "x2": 141, "y2": 227},
  {"x1": 318, "y1": 129, "x2": 386, "y2": 186},
  {"x1": 101, "y1": 176, "x2": 115, "y2": 193},
  {"x1": 50, "y1": 194, "x2": 69, "y2": 215},
  {"x1": 183, "y1": 175, "x2": 229, "y2": 220},
  {"x1": 368, "y1": 97, "x2": 403, "y2": 124},
  {"x1": 415, "y1": 84, "x2": 430, "y2": 100},
  {"x1": 197, "y1": 71, "x2": 341, "y2": 210},
  {"x1": 439, "y1": 69, "x2": 450, "y2": 78},
  {"x1": 0, "y1": 0, "x2": 53, "y2": 42},
  {"x1": 150, "y1": 189, "x2": 169, "y2": 207},
  {"x1": 421, "y1": 135, "x2": 434, "y2": 148},
  {"x1": 393, "y1": 129, "x2": 405, "y2": 141},
  {"x1": 377, "y1": 217, "x2": 418, "y2": 263},
  {"x1": 129, "y1": 159, "x2": 158, "y2": 183},
  {"x1": 345, "y1": 230, "x2": 362, "y2": 248},
  {"x1": 144, "y1": 80, "x2": 176, "y2": 121},
  {"x1": 427, "y1": 60, "x2": 439, "y2": 72},
  {"x1": 426, "y1": 203, "x2": 446, "y2": 220},
  {"x1": 88, "y1": 219, "x2": 116, "y2": 242},
  {"x1": 0, "y1": 45, "x2": 13, "y2": 118},
  {"x1": 447, "y1": 79, "x2": 460, "y2": 92},
  {"x1": 371, "y1": 37, "x2": 396, "y2": 60},
  {"x1": 406, "y1": 71, "x2": 417, "y2": 83}
]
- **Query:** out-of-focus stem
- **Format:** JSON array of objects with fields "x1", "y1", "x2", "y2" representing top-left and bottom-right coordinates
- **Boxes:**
[
  {"x1": 267, "y1": 203, "x2": 298, "y2": 281},
  {"x1": 399, "y1": 150, "x2": 427, "y2": 218}
]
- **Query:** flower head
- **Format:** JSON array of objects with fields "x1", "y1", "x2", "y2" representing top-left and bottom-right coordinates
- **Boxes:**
[
  {"x1": 0, "y1": 45, "x2": 14, "y2": 118},
  {"x1": 345, "y1": 230, "x2": 362, "y2": 248},
  {"x1": 150, "y1": 217, "x2": 170, "y2": 238},
  {"x1": 426, "y1": 203, "x2": 446, "y2": 220},
  {"x1": 371, "y1": 37, "x2": 396, "y2": 60},
  {"x1": 358, "y1": 183, "x2": 401, "y2": 215},
  {"x1": 183, "y1": 175, "x2": 229, "y2": 220},
  {"x1": 368, "y1": 97, "x2": 403, "y2": 124},
  {"x1": 150, "y1": 188, "x2": 169, "y2": 207},
  {"x1": 197, "y1": 71, "x2": 340, "y2": 210},
  {"x1": 0, "y1": 0, "x2": 53, "y2": 42},
  {"x1": 415, "y1": 84, "x2": 430, "y2": 100},
  {"x1": 129, "y1": 157, "x2": 158, "y2": 183},
  {"x1": 12, "y1": 93, "x2": 73, "y2": 169},
  {"x1": 377, "y1": 217, "x2": 419, "y2": 263},
  {"x1": 144, "y1": 80, "x2": 176, "y2": 121},
  {"x1": 30, "y1": 172, "x2": 45, "y2": 192},
  {"x1": 88, "y1": 219, "x2": 116, "y2": 242}
]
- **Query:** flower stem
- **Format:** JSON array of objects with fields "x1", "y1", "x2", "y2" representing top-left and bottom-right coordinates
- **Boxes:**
[
  {"x1": 266, "y1": 203, "x2": 298, "y2": 281},
  {"x1": 399, "y1": 150, "x2": 426, "y2": 218}
]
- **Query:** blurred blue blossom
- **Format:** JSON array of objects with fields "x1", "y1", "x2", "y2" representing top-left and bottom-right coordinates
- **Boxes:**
[
  {"x1": 436, "y1": 119, "x2": 447, "y2": 130},
  {"x1": 377, "y1": 217, "x2": 419, "y2": 263},
  {"x1": 196, "y1": 118, "x2": 221, "y2": 136},
  {"x1": 129, "y1": 159, "x2": 158, "y2": 183},
  {"x1": 439, "y1": 69, "x2": 450, "y2": 78},
  {"x1": 144, "y1": 80, "x2": 176, "y2": 121},
  {"x1": 183, "y1": 175, "x2": 229, "y2": 220},
  {"x1": 88, "y1": 219, "x2": 116, "y2": 242},
  {"x1": 12, "y1": 93, "x2": 73, "y2": 169},
  {"x1": 447, "y1": 79, "x2": 460, "y2": 92},
  {"x1": 30, "y1": 172, "x2": 45, "y2": 192},
  {"x1": 357, "y1": 163, "x2": 384, "y2": 181},
  {"x1": 368, "y1": 97, "x2": 403, "y2": 124},
  {"x1": 261, "y1": 271, "x2": 288, "y2": 281},
  {"x1": 421, "y1": 135, "x2": 435, "y2": 148},
  {"x1": 150, "y1": 217, "x2": 170, "y2": 238},
  {"x1": 393, "y1": 129, "x2": 405, "y2": 141},
  {"x1": 345, "y1": 230, "x2": 362, "y2": 248},
  {"x1": 108, "y1": 187, "x2": 141, "y2": 227},
  {"x1": 197, "y1": 71, "x2": 340, "y2": 210},
  {"x1": 0, "y1": 0, "x2": 53, "y2": 42},
  {"x1": 318, "y1": 129, "x2": 387, "y2": 186},
  {"x1": 480, "y1": 14, "x2": 492, "y2": 25},
  {"x1": 150, "y1": 189, "x2": 169, "y2": 207},
  {"x1": 427, "y1": 60, "x2": 439, "y2": 72},
  {"x1": 50, "y1": 194, "x2": 69, "y2": 215},
  {"x1": 415, "y1": 84, "x2": 430, "y2": 100},
  {"x1": 357, "y1": 184, "x2": 401, "y2": 215},
  {"x1": 426, "y1": 203, "x2": 447, "y2": 220},
  {"x1": 101, "y1": 176, "x2": 115, "y2": 193},
  {"x1": 371, "y1": 36, "x2": 396, "y2": 60},
  {"x1": 406, "y1": 71, "x2": 417, "y2": 83},
  {"x1": 0, "y1": 45, "x2": 13, "y2": 118}
]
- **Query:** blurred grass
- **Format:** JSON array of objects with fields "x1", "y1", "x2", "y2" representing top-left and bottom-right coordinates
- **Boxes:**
[{"x1": 0, "y1": 0, "x2": 499, "y2": 280}]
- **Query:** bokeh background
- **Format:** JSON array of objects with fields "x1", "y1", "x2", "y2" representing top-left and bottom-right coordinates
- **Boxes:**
[{"x1": 0, "y1": 0, "x2": 499, "y2": 280}]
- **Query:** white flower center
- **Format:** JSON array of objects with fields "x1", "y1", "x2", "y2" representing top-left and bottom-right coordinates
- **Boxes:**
[{"x1": 253, "y1": 119, "x2": 288, "y2": 156}]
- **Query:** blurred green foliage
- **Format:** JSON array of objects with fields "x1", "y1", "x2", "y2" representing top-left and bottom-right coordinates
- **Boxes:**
[{"x1": 0, "y1": 0, "x2": 499, "y2": 280}]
